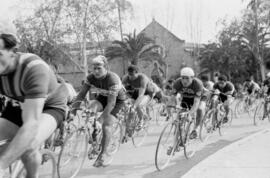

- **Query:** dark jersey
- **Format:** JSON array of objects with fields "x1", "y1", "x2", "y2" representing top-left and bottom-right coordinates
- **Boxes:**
[
  {"x1": 122, "y1": 73, "x2": 157, "y2": 95},
  {"x1": 0, "y1": 53, "x2": 68, "y2": 111},
  {"x1": 86, "y1": 71, "x2": 125, "y2": 101},
  {"x1": 213, "y1": 81, "x2": 234, "y2": 94},
  {"x1": 173, "y1": 77, "x2": 203, "y2": 99}
]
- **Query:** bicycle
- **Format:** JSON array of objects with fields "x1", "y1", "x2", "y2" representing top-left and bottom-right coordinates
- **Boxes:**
[
  {"x1": 57, "y1": 99, "x2": 121, "y2": 177},
  {"x1": 199, "y1": 91, "x2": 233, "y2": 141},
  {"x1": 117, "y1": 98, "x2": 150, "y2": 148},
  {"x1": 155, "y1": 105, "x2": 199, "y2": 171},
  {"x1": 253, "y1": 95, "x2": 270, "y2": 125}
]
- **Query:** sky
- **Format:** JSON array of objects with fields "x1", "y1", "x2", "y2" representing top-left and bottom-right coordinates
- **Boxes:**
[{"x1": 1, "y1": 0, "x2": 247, "y2": 43}]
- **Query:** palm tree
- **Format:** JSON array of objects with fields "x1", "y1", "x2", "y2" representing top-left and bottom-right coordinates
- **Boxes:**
[{"x1": 105, "y1": 30, "x2": 165, "y2": 66}]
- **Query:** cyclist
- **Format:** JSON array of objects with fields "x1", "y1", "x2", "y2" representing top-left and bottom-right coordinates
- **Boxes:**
[
  {"x1": 0, "y1": 22, "x2": 69, "y2": 177},
  {"x1": 212, "y1": 74, "x2": 235, "y2": 123},
  {"x1": 172, "y1": 67, "x2": 205, "y2": 139},
  {"x1": 262, "y1": 72, "x2": 270, "y2": 119},
  {"x1": 122, "y1": 65, "x2": 159, "y2": 123},
  {"x1": 73, "y1": 55, "x2": 126, "y2": 167},
  {"x1": 243, "y1": 78, "x2": 260, "y2": 105},
  {"x1": 243, "y1": 78, "x2": 260, "y2": 96},
  {"x1": 200, "y1": 74, "x2": 214, "y2": 90},
  {"x1": 65, "y1": 81, "x2": 77, "y2": 105}
]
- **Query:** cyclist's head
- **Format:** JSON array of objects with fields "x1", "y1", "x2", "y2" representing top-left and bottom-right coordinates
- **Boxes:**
[
  {"x1": 91, "y1": 55, "x2": 108, "y2": 78},
  {"x1": 180, "y1": 67, "x2": 194, "y2": 87},
  {"x1": 245, "y1": 78, "x2": 252, "y2": 85},
  {"x1": 200, "y1": 74, "x2": 209, "y2": 82},
  {"x1": 0, "y1": 20, "x2": 18, "y2": 74},
  {"x1": 127, "y1": 65, "x2": 139, "y2": 80},
  {"x1": 217, "y1": 74, "x2": 227, "y2": 88}
]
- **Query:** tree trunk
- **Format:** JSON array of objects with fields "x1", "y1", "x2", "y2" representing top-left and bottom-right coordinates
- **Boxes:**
[{"x1": 82, "y1": 0, "x2": 90, "y2": 77}]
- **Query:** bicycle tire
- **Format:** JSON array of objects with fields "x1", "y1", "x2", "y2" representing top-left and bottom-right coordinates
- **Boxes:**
[
  {"x1": 199, "y1": 109, "x2": 214, "y2": 142},
  {"x1": 155, "y1": 121, "x2": 178, "y2": 171},
  {"x1": 131, "y1": 113, "x2": 149, "y2": 148},
  {"x1": 253, "y1": 102, "x2": 264, "y2": 126},
  {"x1": 57, "y1": 129, "x2": 88, "y2": 178},
  {"x1": 182, "y1": 119, "x2": 197, "y2": 159},
  {"x1": 106, "y1": 122, "x2": 122, "y2": 155}
]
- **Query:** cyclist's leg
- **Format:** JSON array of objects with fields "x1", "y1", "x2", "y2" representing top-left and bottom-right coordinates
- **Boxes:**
[
  {"x1": 0, "y1": 108, "x2": 62, "y2": 175},
  {"x1": 21, "y1": 108, "x2": 65, "y2": 177},
  {"x1": 135, "y1": 95, "x2": 151, "y2": 121},
  {"x1": 211, "y1": 95, "x2": 219, "y2": 125},
  {"x1": 95, "y1": 100, "x2": 125, "y2": 166},
  {"x1": 21, "y1": 149, "x2": 41, "y2": 178},
  {"x1": 224, "y1": 96, "x2": 233, "y2": 118},
  {"x1": 195, "y1": 100, "x2": 206, "y2": 130},
  {"x1": 0, "y1": 119, "x2": 18, "y2": 154}
]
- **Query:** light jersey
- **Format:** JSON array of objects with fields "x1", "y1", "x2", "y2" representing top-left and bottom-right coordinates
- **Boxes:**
[
  {"x1": 122, "y1": 73, "x2": 158, "y2": 95},
  {"x1": 173, "y1": 77, "x2": 204, "y2": 99},
  {"x1": 86, "y1": 71, "x2": 126, "y2": 101},
  {"x1": 204, "y1": 81, "x2": 214, "y2": 91},
  {"x1": 0, "y1": 53, "x2": 68, "y2": 111},
  {"x1": 65, "y1": 83, "x2": 77, "y2": 103}
]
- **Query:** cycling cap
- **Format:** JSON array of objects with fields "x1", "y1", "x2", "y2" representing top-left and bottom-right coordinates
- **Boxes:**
[{"x1": 180, "y1": 67, "x2": 195, "y2": 77}]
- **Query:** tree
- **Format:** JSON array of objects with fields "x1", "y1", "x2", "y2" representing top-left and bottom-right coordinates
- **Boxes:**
[
  {"x1": 199, "y1": 19, "x2": 258, "y2": 83},
  {"x1": 240, "y1": 0, "x2": 270, "y2": 80},
  {"x1": 105, "y1": 30, "x2": 165, "y2": 66}
]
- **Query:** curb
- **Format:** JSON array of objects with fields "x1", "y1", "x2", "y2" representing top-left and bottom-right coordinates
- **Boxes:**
[{"x1": 182, "y1": 128, "x2": 270, "y2": 178}]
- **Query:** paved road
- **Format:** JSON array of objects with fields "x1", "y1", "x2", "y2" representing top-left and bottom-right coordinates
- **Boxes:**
[{"x1": 73, "y1": 112, "x2": 269, "y2": 178}]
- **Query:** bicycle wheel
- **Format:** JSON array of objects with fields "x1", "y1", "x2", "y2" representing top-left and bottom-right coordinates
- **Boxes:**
[
  {"x1": 199, "y1": 109, "x2": 214, "y2": 142},
  {"x1": 155, "y1": 121, "x2": 178, "y2": 171},
  {"x1": 217, "y1": 109, "x2": 226, "y2": 136},
  {"x1": 234, "y1": 100, "x2": 244, "y2": 118},
  {"x1": 57, "y1": 129, "x2": 88, "y2": 178},
  {"x1": 182, "y1": 119, "x2": 197, "y2": 159},
  {"x1": 131, "y1": 114, "x2": 149, "y2": 147},
  {"x1": 253, "y1": 102, "x2": 264, "y2": 126},
  {"x1": 106, "y1": 122, "x2": 122, "y2": 155}
]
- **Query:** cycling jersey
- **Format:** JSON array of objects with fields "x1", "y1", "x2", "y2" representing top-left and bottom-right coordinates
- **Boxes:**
[
  {"x1": 263, "y1": 79, "x2": 270, "y2": 95},
  {"x1": 173, "y1": 78, "x2": 203, "y2": 99},
  {"x1": 213, "y1": 81, "x2": 234, "y2": 102},
  {"x1": 0, "y1": 53, "x2": 69, "y2": 126},
  {"x1": 243, "y1": 81, "x2": 260, "y2": 94},
  {"x1": 86, "y1": 71, "x2": 126, "y2": 101},
  {"x1": 204, "y1": 81, "x2": 214, "y2": 90},
  {"x1": 173, "y1": 78, "x2": 203, "y2": 109},
  {"x1": 122, "y1": 73, "x2": 157, "y2": 97},
  {"x1": 0, "y1": 53, "x2": 68, "y2": 110},
  {"x1": 65, "y1": 83, "x2": 77, "y2": 104}
]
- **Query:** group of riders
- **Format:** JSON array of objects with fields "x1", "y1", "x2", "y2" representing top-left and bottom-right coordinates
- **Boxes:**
[{"x1": 1, "y1": 22, "x2": 270, "y2": 177}]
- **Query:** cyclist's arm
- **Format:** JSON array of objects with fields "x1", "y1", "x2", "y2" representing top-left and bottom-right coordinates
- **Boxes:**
[
  {"x1": 134, "y1": 77, "x2": 147, "y2": 108},
  {"x1": 189, "y1": 97, "x2": 200, "y2": 114},
  {"x1": 0, "y1": 98, "x2": 47, "y2": 169},
  {"x1": 72, "y1": 83, "x2": 90, "y2": 108}
]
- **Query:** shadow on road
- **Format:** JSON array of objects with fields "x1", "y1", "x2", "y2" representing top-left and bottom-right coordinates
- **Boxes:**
[{"x1": 142, "y1": 138, "x2": 242, "y2": 178}]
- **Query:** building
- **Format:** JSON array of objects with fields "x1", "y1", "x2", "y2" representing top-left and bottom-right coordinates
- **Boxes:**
[{"x1": 139, "y1": 18, "x2": 200, "y2": 79}]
